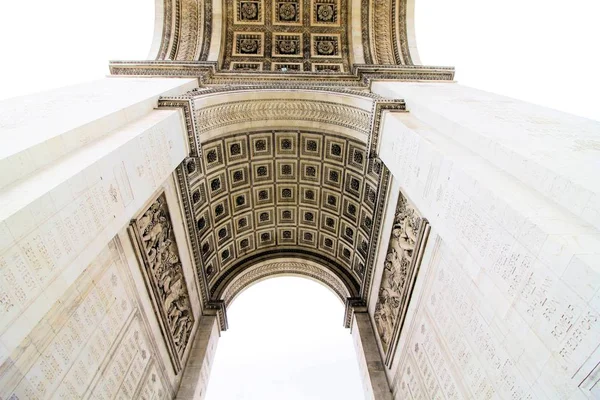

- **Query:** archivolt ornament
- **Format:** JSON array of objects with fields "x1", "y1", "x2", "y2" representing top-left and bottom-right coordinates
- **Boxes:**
[
  {"x1": 155, "y1": 0, "x2": 211, "y2": 61},
  {"x1": 373, "y1": 190, "x2": 430, "y2": 367},
  {"x1": 220, "y1": 261, "x2": 352, "y2": 307},
  {"x1": 129, "y1": 193, "x2": 195, "y2": 374},
  {"x1": 195, "y1": 99, "x2": 371, "y2": 135}
]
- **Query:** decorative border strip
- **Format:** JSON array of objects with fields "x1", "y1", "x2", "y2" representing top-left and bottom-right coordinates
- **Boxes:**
[
  {"x1": 367, "y1": 100, "x2": 407, "y2": 158},
  {"x1": 360, "y1": 162, "x2": 391, "y2": 303},
  {"x1": 158, "y1": 98, "x2": 202, "y2": 157},
  {"x1": 108, "y1": 60, "x2": 455, "y2": 83}
]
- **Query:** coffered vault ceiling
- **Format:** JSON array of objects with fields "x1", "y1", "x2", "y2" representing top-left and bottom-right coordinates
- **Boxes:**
[
  {"x1": 120, "y1": 0, "x2": 457, "y2": 80},
  {"x1": 111, "y1": 0, "x2": 454, "y2": 327},
  {"x1": 223, "y1": 0, "x2": 350, "y2": 72},
  {"x1": 158, "y1": 87, "x2": 405, "y2": 324},
  {"x1": 184, "y1": 129, "x2": 386, "y2": 297},
  {"x1": 110, "y1": 0, "x2": 455, "y2": 83}
]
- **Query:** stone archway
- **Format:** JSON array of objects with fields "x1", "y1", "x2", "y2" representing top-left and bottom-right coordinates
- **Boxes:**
[
  {"x1": 207, "y1": 274, "x2": 364, "y2": 399},
  {"x1": 175, "y1": 255, "x2": 392, "y2": 400}
]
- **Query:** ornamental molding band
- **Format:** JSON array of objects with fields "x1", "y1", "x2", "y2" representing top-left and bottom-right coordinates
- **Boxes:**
[
  {"x1": 159, "y1": 86, "x2": 407, "y2": 147},
  {"x1": 154, "y1": 0, "x2": 212, "y2": 61},
  {"x1": 373, "y1": 190, "x2": 430, "y2": 367},
  {"x1": 195, "y1": 99, "x2": 371, "y2": 135},
  {"x1": 218, "y1": 259, "x2": 354, "y2": 307},
  {"x1": 108, "y1": 60, "x2": 454, "y2": 85},
  {"x1": 129, "y1": 192, "x2": 195, "y2": 374}
]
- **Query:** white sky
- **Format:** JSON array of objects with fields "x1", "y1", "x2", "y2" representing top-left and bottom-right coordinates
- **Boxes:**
[
  {"x1": 0, "y1": 1, "x2": 598, "y2": 399},
  {"x1": 205, "y1": 278, "x2": 364, "y2": 400},
  {"x1": 1, "y1": 0, "x2": 599, "y2": 122}
]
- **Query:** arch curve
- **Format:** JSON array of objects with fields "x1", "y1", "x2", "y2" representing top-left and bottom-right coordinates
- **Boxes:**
[{"x1": 216, "y1": 257, "x2": 359, "y2": 308}]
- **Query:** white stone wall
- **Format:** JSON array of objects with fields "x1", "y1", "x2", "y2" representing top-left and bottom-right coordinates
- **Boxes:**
[
  {"x1": 352, "y1": 312, "x2": 393, "y2": 400},
  {"x1": 0, "y1": 77, "x2": 210, "y2": 399},
  {"x1": 373, "y1": 82, "x2": 600, "y2": 231},
  {"x1": 0, "y1": 78, "x2": 196, "y2": 189},
  {"x1": 0, "y1": 107, "x2": 188, "y2": 361},
  {"x1": 371, "y1": 82, "x2": 600, "y2": 399},
  {"x1": 0, "y1": 237, "x2": 171, "y2": 399},
  {"x1": 175, "y1": 315, "x2": 220, "y2": 400}
]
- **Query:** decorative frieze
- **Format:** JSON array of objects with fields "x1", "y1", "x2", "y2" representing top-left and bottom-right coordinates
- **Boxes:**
[
  {"x1": 312, "y1": 62, "x2": 344, "y2": 72},
  {"x1": 130, "y1": 193, "x2": 195, "y2": 373},
  {"x1": 374, "y1": 190, "x2": 430, "y2": 366},
  {"x1": 231, "y1": 61, "x2": 264, "y2": 71},
  {"x1": 272, "y1": 62, "x2": 303, "y2": 71}
]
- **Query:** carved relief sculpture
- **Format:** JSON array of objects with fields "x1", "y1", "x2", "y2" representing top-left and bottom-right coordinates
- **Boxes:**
[
  {"x1": 130, "y1": 193, "x2": 195, "y2": 373},
  {"x1": 374, "y1": 190, "x2": 429, "y2": 366}
]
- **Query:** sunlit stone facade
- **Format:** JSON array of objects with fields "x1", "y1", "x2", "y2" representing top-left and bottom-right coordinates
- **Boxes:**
[{"x1": 0, "y1": 1, "x2": 599, "y2": 399}]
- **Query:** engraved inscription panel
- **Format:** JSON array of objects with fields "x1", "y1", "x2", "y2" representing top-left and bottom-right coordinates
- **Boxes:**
[
  {"x1": 392, "y1": 239, "x2": 600, "y2": 400},
  {"x1": 0, "y1": 239, "x2": 169, "y2": 400}
]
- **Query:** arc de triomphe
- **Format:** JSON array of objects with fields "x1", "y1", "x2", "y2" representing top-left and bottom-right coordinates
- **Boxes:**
[{"x1": 0, "y1": 0, "x2": 599, "y2": 399}]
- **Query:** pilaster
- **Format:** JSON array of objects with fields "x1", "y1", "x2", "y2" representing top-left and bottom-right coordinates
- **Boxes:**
[
  {"x1": 175, "y1": 315, "x2": 220, "y2": 400},
  {"x1": 351, "y1": 309, "x2": 393, "y2": 400},
  {"x1": 371, "y1": 81, "x2": 600, "y2": 399}
]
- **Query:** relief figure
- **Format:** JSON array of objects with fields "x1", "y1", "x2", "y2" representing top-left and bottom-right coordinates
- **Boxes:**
[
  {"x1": 132, "y1": 193, "x2": 195, "y2": 371},
  {"x1": 374, "y1": 192, "x2": 424, "y2": 355}
]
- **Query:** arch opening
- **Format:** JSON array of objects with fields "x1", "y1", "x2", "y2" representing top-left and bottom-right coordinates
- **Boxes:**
[{"x1": 205, "y1": 277, "x2": 364, "y2": 400}]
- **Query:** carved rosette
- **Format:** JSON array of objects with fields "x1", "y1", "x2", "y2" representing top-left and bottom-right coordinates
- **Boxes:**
[
  {"x1": 373, "y1": 190, "x2": 429, "y2": 366},
  {"x1": 130, "y1": 193, "x2": 195, "y2": 373}
]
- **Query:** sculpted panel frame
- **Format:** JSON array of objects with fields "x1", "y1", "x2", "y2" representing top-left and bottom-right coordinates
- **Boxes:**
[
  {"x1": 373, "y1": 190, "x2": 430, "y2": 367},
  {"x1": 129, "y1": 191, "x2": 195, "y2": 374}
]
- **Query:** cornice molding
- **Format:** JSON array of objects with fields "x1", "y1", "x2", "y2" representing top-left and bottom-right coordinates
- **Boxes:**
[{"x1": 109, "y1": 60, "x2": 454, "y2": 84}]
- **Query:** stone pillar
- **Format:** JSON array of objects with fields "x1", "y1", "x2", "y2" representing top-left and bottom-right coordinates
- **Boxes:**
[
  {"x1": 372, "y1": 81, "x2": 600, "y2": 231},
  {"x1": 370, "y1": 81, "x2": 600, "y2": 399},
  {"x1": 0, "y1": 77, "x2": 196, "y2": 189},
  {"x1": 352, "y1": 310, "x2": 393, "y2": 400},
  {"x1": 176, "y1": 315, "x2": 220, "y2": 400},
  {"x1": 0, "y1": 77, "x2": 198, "y2": 398}
]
